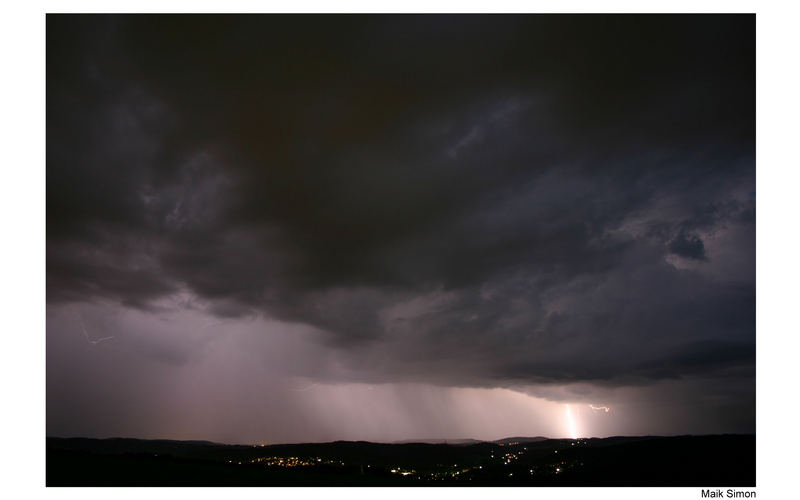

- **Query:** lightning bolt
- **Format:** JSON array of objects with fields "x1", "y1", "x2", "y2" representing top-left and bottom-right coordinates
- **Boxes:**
[
  {"x1": 565, "y1": 404, "x2": 578, "y2": 439},
  {"x1": 79, "y1": 315, "x2": 113, "y2": 345},
  {"x1": 589, "y1": 405, "x2": 610, "y2": 412}
]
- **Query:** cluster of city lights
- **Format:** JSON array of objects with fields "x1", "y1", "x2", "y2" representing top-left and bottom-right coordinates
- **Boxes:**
[
  {"x1": 233, "y1": 456, "x2": 343, "y2": 468},
  {"x1": 389, "y1": 468, "x2": 416, "y2": 476},
  {"x1": 225, "y1": 441, "x2": 584, "y2": 481}
]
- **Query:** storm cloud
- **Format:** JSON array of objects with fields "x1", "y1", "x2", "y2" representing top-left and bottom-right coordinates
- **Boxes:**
[{"x1": 47, "y1": 15, "x2": 755, "y2": 440}]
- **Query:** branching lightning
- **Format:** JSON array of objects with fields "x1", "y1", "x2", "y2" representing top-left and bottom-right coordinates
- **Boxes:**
[
  {"x1": 79, "y1": 315, "x2": 113, "y2": 345},
  {"x1": 589, "y1": 405, "x2": 610, "y2": 412}
]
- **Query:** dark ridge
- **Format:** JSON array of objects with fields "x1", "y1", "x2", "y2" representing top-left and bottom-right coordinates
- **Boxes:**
[{"x1": 47, "y1": 434, "x2": 755, "y2": 487}]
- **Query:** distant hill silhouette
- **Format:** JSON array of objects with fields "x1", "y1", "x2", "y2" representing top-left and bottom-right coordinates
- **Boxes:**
[
  {"x1": 47, "y1": 434, "x2": 755, "y2": 487},
  {"x1": 392, "y1": 438, "x2": 485, "y2": 445},
  {"x1": 493, "y1": 436, "x2": 549, "y2": 444}
]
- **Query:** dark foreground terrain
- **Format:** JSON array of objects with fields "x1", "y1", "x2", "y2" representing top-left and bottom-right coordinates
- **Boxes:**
[{"x1": 47, "y1": 434, "x2": 755, "y2": 486}]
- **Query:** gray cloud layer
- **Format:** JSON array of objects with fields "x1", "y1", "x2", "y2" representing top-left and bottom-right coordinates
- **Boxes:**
[{"x1": 47, "y1": 15, "x2": 754, "y2": 401}]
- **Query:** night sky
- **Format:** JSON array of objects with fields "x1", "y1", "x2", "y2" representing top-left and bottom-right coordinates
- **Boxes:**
[{"x1": 46, "y1": 14, "x2": 755, "y2": 444}]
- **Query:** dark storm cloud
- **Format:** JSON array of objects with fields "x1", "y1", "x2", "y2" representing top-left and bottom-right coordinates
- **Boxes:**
[
  {"x1": 47, "y1": 15, "x2": 755, "y2": 388},
  {"x1": 668, "y1": 226, "x2": 708, "y2": 261}
]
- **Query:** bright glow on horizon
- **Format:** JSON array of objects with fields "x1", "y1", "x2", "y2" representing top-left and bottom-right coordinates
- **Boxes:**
[{"x1": 565, "y1": 404, "x2": 578, "y2": 439}]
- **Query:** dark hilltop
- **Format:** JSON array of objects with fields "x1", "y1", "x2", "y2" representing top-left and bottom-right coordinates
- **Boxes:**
[{"x1": 47, "y1": 434, "x2": 755, "y2": 487}]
